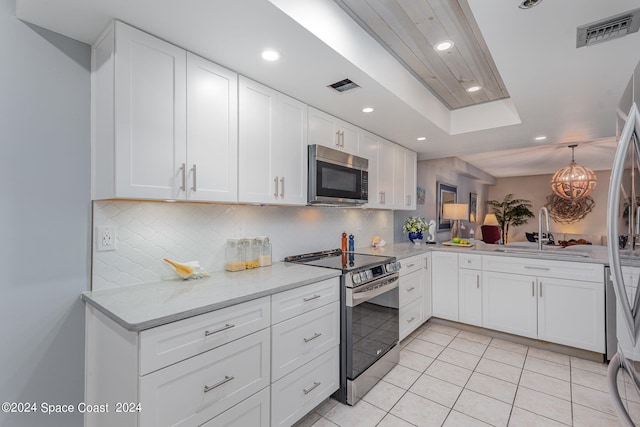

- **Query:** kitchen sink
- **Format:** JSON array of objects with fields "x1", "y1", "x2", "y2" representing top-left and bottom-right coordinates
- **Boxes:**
[{"x1": 493, "y1": 247, "x2": 591, "y2": 258}]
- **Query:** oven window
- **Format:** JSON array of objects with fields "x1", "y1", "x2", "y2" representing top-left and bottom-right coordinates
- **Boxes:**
[{"x1": 346, "y1": 288, "x2": 399, "y2": 380}]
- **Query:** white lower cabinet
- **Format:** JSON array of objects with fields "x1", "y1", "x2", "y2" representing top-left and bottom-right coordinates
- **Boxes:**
[
  {"x1": 431, "y1": 251, "x2": 459, "y2": 321},
  {"x1": 399, "y1": 254, "x2": 427, "y2": 340},
  {"x1": 459, "y1": 268, "x2": 482, "y2": 326},
  {"x1": 271, "y1": 347, "x2": 339, "y2": 427},
  {"x1": 201, "y1": 387, "x2": 270, "y2": 427},
  {"x1": 85, "y1": 278, "x2": 341, "y2": 427},
  {"x1": 424, "y1": 253, "x2": 433, "y2": 320}
]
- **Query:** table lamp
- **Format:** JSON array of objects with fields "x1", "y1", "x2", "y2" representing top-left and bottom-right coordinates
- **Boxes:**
[
  {"x1": 483, "y1": 213, "x2": 499, "y2": 226},
  {"x1": 443, "y1": 203, "x2": 469, "y2": 240}
]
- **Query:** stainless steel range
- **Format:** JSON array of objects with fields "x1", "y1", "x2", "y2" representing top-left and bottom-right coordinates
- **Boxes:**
[{"x1": 285, "y1": 249, "x2": 401, "y2": 405}]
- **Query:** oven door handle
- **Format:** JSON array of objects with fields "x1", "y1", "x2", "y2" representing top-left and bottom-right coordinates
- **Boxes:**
[{"x1": 351, "y1": 275, "x2": 399, "y2": 306}]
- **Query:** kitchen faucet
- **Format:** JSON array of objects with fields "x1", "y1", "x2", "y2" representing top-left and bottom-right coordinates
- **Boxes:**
[{"x1": 538, "y1": 207, "x2": 550, "y2": 250}]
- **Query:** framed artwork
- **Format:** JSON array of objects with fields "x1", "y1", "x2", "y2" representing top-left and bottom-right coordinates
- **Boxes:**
[
  {"x1": 417, "y1": 186, "x2": 425, "y2": 205},
  {"x1": 437, "y1": 181, "x2": 457, "y2": 231},
  {"x1": 469, "y1": 193, "x2": 478, "y2": 223}
]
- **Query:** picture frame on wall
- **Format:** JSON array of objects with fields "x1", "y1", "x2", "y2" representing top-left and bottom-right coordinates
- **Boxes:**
[
  {"x1": 417, "y1": 186, "x2": 425, "y2": 205},
  {"x1": 469, "y1": 192, "x2": 478, "y2": 223},
  {"x1": 436, "y1": 181, "x2": 457, "y2": 231}
]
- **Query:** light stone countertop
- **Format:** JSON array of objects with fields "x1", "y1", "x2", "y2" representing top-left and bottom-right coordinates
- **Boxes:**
[{"x1": 82, "y1": 262, "x2": 341, "y2": 332}]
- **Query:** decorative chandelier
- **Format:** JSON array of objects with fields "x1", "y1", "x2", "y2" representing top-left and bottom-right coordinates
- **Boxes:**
[{"x1": 550, "y1": 144, "x2": 597, "y2": 200}]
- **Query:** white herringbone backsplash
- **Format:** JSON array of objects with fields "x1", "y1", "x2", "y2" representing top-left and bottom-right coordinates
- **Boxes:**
[{"x1": 92, "y1": 200, "x2": 394, "y2": 290}]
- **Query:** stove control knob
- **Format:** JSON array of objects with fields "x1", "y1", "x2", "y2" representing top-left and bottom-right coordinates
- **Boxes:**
[
  {"x1": 353, "y1": 274, "x2": 362, "y2": 285},
  {"x1": 366, "y1": 270, "x2": 373, "y2": 280},
  {"x1": 385, "y1": 263, "x2": 394, "y2": 272}
]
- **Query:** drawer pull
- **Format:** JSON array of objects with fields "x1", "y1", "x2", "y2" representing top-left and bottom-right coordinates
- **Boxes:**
[
  {"x1": 204, "y1": 323, "x2": 235, "y2": 336},
  {"x1": 407, "y1": 287, "x2": 416, "y2": 292},
  {"x1": 406, "y1": 263, "x2": 415, "y2": 268},
  {"x1": 407, "y1": 316, "x2": 416, "y2": 323},
  {"x1": 304, "y1": 332, "x2": 322, "y2": 343},
  {"x1": 303, "y1": 294, "x2": 321, "y2": 302},
  {"x1": 531, "y1": 281, "x2": 535, "y2": 297},
  {"x1": 477, "y1": 275, "x2": 480, "y2": 289},
  {"x1": 525, "y1": 266, "x2": 550, "y2": 271},
  {"x1": 303, "y1": 381, "x2": 321, "y2": 395},
  {"x1": 467, "y1": 259, "x2": 472, "y2": 264},
  {"x1": 539, "y1": 282, "x2": 543, "y2": 298},
  {"x1": 204, "y1": 375, "x2": 234, "y2": 393}
]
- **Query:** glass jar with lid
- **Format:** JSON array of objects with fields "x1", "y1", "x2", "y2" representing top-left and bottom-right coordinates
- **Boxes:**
[
  {"x1": 225, "y1": 238, "x2": 246, "y2": 272},
  {"x1": 245, "y1": 238, "x2": 260, "y2": 269},
  {"x1": 256, "y1": 236, "x2": 272, "y2": 267}
]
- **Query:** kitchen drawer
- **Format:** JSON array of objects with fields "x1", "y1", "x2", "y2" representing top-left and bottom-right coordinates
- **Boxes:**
[
  {"x1": 139, "y1": 296, "x2": 270, "y2": 375},
  {"x1": 201, "y1": 387, "x2": 270, "y2": 427},
  {"x1": 271, "y1": 301, "x2": 340, "y2": 381},
  {"x1": 482, "y1": 255, "x2": 603, "y2": 283},
  {"x1": 400, "y1": 254, "x2": 427, "y2": 276},
  {"x1": 459, "y1": 253, "x2": 482, "y2": 270},
  {"x1": 272, "y1": 277, "x2": 339, "y2": 324},
  {"x1": 400, "y1": 269, "x2": 423, "y2": 307},
  {"x1": 400, "y1": 298, "x2": 423, "y2": 341},
  {"x1": 271, "y1": 347, "x2": 339, "y2": 427},
  {"x1": 139, "y1": 328, "x2": 270, "y2": 427}
]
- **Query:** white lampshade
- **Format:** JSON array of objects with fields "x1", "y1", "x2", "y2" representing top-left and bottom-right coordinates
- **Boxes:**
[
  {"x1": 442, "y1": 203, "x2": 469, "y2": 220},
  {"x1": 483, "y1": 213, "x2": 499, "y2": 226}
]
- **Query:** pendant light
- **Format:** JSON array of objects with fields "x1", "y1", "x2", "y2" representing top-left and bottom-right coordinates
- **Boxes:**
[{"x1": 550, "y1": 144, "x2": 597, "y2": 200}]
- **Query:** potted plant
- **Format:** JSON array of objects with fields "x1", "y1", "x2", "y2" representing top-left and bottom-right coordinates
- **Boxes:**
[
  {"x1": 403, "y1": 216, "x2": 429, "y2": 244},
  {"x1": 486, "y1": 194, "x2": 534, "y2": 244}
]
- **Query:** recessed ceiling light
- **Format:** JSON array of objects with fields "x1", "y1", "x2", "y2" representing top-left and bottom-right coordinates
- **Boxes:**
[
  {"x1": 261, "y1": 49, "x2": 281, "y2": 61},
  {"x1": 519, "y1": 0, "x2": 543, "y2": 9},
  {"x1": 417, "y1": 137, "x2": 427, "y2": 141},
  {"x1": 534, "y1": 136, "x2": 547, "y2": 141},
  {"x1": 466, "y1": 85, "x2": 482, "y2": 93},
  {"x1": 362, "y1": 107, "x2": 374, "y2": 113},
  {"x1": 434, "y1": 40, "x2": 454, "y2": 51}
]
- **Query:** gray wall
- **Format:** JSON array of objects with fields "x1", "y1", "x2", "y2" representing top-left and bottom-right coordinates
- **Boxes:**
[{"x1": 0, "y1": 1, "x2": 90, "y2": 426}]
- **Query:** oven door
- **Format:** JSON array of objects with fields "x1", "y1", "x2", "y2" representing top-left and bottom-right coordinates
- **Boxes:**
[{"x1": 345, "y1": 274, "x2": 399, "y2": 381}]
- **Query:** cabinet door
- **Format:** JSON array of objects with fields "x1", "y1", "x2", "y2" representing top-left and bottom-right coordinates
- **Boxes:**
[
  {"x1": 186, "y1": 53, "x2": 238, "y2": 202},
  {"x1": 459, "y1": 269, "x2": 482, "y2": 326},
  {"x1": 308, "y1": 107, "x2": 340, "y2": 150},
  {"x1": 392, "y1": 145, "x2": 406, "y2": 209},
  {"x1": 238, "y1": 77, "x2": 277, "y2": 204},
  {"x1": 423, "y1": 253, "x2": 433, "y2": 320},
  {"x1": 400, "y1": 269, "x2": 424, "y2": 308},
  {"x1": 482, "y1": 271, "x2": 537, "y2": 339},
  {"x1": 337, "y1": 121, "x2": 359, "y2": 154},
  {"x1": 377, "y1": 140, "x2": 395, "y2": 207},
  {"x1": 537, "y1": 277, "x2": 605, "y2": 352},
  {"x1": 431, "y1": 252, "x2": 458, "y2": 321},
  {"x1": 276, "y1": 93, "x2": 307, "y2": 205},
  {"x1": 360, "y1": 132, "x2": 381, "y2": 208},
  {"x1": 403, "y1": 150, "x2": 417, "y2": 210},
  {"x1": 114, "y1": 21, "x2": 187, "y2": 199}
]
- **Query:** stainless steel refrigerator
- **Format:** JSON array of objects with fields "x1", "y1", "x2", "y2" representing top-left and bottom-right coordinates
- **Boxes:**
[{"x1": 608, "y1": 81, "x2": 640, "y2": 425}]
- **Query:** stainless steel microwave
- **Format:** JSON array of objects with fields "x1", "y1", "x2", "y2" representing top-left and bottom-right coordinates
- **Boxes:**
[{"x1": 308, "y1": 144, "x2": 368, "y2": 205}]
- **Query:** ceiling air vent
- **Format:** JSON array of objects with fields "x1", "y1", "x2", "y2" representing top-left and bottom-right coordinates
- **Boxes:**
[
  {"x1": 328, "y1": 79, "x2": 360, "y2": 93},
  {"x1": 577, "y1": 8, "x2": 640, "y2": 48}
]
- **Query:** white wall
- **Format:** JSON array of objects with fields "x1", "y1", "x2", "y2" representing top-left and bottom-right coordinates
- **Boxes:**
[
  {"x1": 394, "y1": 158, "x2": 490, "y2": 242},
  {"x1": 93, "y1": 201, "x2": 394, "y2": 289},
  {"x1": 0, "y1": 1, "x2": 90, "y2": 426},
  {"x1": 488, "y1": 170, "x2": 610, "y2": 244}
]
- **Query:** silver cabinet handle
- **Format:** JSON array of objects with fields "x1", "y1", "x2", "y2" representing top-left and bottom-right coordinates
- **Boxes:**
[
  {"x1": 407, "y1": 316, "x2": 416, "y2": 323},
  {"x1": 531, "y1": 281, "x2": 535, "y2": 297},
  {"x1": 303, "y1": 294, "x2": 321, "y2": 302},
  {"x1": 467, "y1": 259, "x2": 472, "y2": 264},
  {"x1": 304, "y1": 332, "x2": 322, "y2": 343},
  {"x1": 525, "y1": 266, "x2": 550, "y2": 271},
  {"x1": 303, "y1": 381, "x2": 321, "y2": 395},
  {"x1": 406, "y1": 263, "x2": 415, "y2": 268},
  {"x1": 204, "y1": 375, "x2": 234, "y2": 393},
  {"x1": 190, "y1": 164, "x2": 197, "y2": 192},
  {"x1": 477, "y1": 275, "x2": 480, "y2": 289},
  {"x1": 280, "y1": 177, "x2": 285, "y2": 198},
  {"x1": 205, "y1": 323, "x2": 235, "y2": 336},
  {"x1": 539, "y1": 282, "x2": 542, "y2": 298},
  {"x1": 274, "y1": 176, "x2": 279, "y2": 198},
  {"x1": 340, "y1": 131, "x2": 345, "y2": 147},
  {"x1": 406, "y1": 195, "x2": 411, "y2": 206},
  {"x1": 406, "y1": 287, "x2": 416, "y2": 292},
  {"x1": 179, "y1": 163, "x2": 186, "y2": 191},
  {"x1": 335, "y1": 131, "x2": 341, "y2": 147},
  {"x1": 379, "y1": 191, "x2": 385, "y2": 204}
]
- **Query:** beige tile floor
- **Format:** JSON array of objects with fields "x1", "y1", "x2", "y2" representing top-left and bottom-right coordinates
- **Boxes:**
[{"x1": 295, "y1": 319, "x2": 637, "y2": 427}]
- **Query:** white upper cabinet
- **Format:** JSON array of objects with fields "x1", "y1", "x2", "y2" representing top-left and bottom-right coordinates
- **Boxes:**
[
  {"x1": 376, "y1": 139, "x2": 396, "y2": 208},
  {"x1": 92, "y1": 21, "x2": 238, "y2": 202},
  {"x1": 239, "y1": 77, "x2": 307, "y2": 205},
  {"x1": 186, "y1": 53, "x2": 238, "y2": 202},
  {"x1": 403, "y1": 149, "x2": 417, "y2": 210},
  {"x1": 308, "y1": 107, "x2": 359, "y2": 154}
]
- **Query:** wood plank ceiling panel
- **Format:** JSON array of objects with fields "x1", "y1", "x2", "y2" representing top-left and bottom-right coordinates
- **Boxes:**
[{"x1": 334, "y1": 0, "x2": 510, "y2": 110}]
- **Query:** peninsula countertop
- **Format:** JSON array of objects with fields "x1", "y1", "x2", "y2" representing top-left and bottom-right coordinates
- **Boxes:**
[{"x1": 82, "y1": 262, "x2": 341, "y2": 331}]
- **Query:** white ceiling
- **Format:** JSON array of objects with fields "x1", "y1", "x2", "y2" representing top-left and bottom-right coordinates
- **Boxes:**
[{"x1": 15, "y1": 0, "x2": 640, "y2": 177}]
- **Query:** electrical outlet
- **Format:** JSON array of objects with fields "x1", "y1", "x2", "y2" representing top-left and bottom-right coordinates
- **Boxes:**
[{"x1": 96, "y1": 226, "x2": 116, "y2": 251}]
